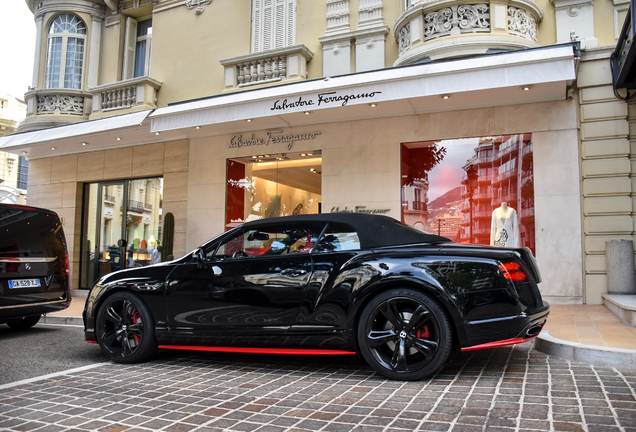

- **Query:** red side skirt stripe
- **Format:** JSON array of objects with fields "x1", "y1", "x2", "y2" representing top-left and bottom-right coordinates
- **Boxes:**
[
  {"x1": 158, "y1": 345, "x2": 357, "y2": 356},
  {"x1": 461, "y1": 335, "x2": 537, "y2": 352}
]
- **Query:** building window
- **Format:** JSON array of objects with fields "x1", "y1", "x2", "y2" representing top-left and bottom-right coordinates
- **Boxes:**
[
  {"x1": 401, "y1": 135, "x2": 535, "y2": 254},
  {"x1": 18, "y1": 157, "x2": 28, "y2": 190},
  {"x1": 45, "y1": 14, "x2": 87, "y2": 89},
  {"x1": 225, "y1": 150, "x2": 321, "y2": 230},
  {"x1": 123, "y1": 18, "x2": 152, "y2": 79},
  {"x1": 251, "y1": 0, "x2": 296, "y2": 53}
]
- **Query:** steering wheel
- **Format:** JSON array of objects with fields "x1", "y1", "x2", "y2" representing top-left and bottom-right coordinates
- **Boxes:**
[{"x1": 232, "y1": 250, "x2": 248, "y2": 258}]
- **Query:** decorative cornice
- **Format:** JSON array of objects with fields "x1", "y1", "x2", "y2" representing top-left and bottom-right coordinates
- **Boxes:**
[
  {"x1": 219, "y1": 44, "x2": 314, "y2": 66},
  {"x1": 186, "y1": 0, "x2": 211, "y2": 15},
  {"x1": 88, "y1": 76, "x2": 163, "y2": 93},
  {"x1": 319, "y1": 25, "x2": 389, "y2": 45}
]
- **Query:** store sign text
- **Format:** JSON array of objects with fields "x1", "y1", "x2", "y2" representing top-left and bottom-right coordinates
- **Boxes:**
[
  {"x1": 271, "y1": 91, "x2": 382, "y2": 111},
  {"x1": 229, "y1": 130, "x2": 321, "y2": 151},
  {"x1": 331, "y1": 206, "x2": 391, "y2": 215}
]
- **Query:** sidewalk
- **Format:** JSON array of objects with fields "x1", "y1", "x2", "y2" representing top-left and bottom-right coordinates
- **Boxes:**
[{"x1": 46, "y1": 291, "x2": 636, "y2": 371}]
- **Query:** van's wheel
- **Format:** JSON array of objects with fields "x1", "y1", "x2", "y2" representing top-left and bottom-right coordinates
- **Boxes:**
[
  {"x1": 6, "y1": 314, "x2": 41, "y2": 329},
  {"x1": 96, "y1": 292, "x2": 157, "y2": 363},
  {"x1": 357, "y1": 288, "x2": 452, "y2": 380}
]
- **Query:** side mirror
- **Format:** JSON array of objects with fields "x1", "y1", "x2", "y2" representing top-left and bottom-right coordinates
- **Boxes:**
[{"x1": 192, "y1": 248, "x2": 205, "y2": 269}]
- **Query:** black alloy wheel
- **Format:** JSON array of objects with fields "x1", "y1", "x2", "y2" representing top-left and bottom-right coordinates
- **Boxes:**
[
  {"x1": 357, "y1": 288, "x2": 452, "y2": 380},
  {"x1": 96, "y1": 291, "x2": 157, "y2": 363},
  {"x1": 6, "y1": 314, "x2": 41, "y2": 330}
]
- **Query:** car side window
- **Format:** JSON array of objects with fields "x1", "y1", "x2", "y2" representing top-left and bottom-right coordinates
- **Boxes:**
[
  {"x1": 214, "y1": 224, "x2": 324, "y2": 259},
  {"x1": 314, "y1": 223, "x2": 361, "y2": 253}
]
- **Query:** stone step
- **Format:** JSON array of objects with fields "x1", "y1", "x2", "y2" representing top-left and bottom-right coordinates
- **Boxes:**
[{"x1": 603, "y1": 294, "x2": 636, "y2": 327}]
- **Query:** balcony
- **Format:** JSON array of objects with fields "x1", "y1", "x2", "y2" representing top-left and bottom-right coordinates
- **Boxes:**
[
  {"x1": 403, "y1": 201, "x2": 428, "y2": 212},
  {"x1": 495, "y1": 141, "x2": 519, "y2": 160},
  {"x1": 522, "y1": 142, "x2": 533, "y2": 158},
  {"x1": 520, "y1": 207, "x2": 535, "y2": 219},
  {"x1": 19, "y1": 88, "x2": 91, "y2": 133},
  {"x1": 88, "y1": 77, "x2": 162, "y2": 119},
  {"x1": 394, "y1": 0, "x2": 543, "y2": 65},
  {"x1": 128, "y1": 200, "x2": 146, "y2": 214},
  {"x1": 220, "y1": 45, "x2": 314, "y2": 90}
]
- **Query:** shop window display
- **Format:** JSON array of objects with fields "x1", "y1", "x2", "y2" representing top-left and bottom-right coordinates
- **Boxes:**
[
  {"x1": 401, "y1": 135, "x2": 535, "y2": 254},
  {"x1": 80, "y1": 177, "x2": 163, "y2": 288},
  {"x1": 226, "y1": 151, "x2": 322, "y2": 230}
]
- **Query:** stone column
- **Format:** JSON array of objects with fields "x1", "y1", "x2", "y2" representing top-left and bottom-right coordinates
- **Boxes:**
[
  {"x1": 607, "y1": 240, "x2": 636, "y2": 294},
  {"x1": 32, "y1": 14, "x2": 44, "y2": 88}
]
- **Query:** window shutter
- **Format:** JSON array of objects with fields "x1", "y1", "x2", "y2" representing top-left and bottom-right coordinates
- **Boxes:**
[
  {"x1": 262, "y1": 0, "x2": 274, "y2": 51},
  {"x1": 122, "y1": 17, "x2": 138, "y2": 80},
  {"x1": 274, "y1": 0, "x2": 285, "y2": 49},
  {"x1": 252, "y1": 0, "x2": 261, "y2": 53},
  {"x1": 252, "y1": 0, "x2": 294, "y2": 52},
  {"x1": 286, "y1": 0, "x2": 295, "y2": 47}
]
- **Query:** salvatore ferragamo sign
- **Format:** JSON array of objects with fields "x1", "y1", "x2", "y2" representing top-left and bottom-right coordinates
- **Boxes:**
[
  {"x1": 271, "y1": 90, "x2": 382, "y2": 111},
  {"x1": 229, "y1": 130, "x2": 321, "y2": 151}
]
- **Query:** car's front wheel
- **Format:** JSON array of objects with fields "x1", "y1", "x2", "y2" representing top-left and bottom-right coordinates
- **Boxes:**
[
  {"x1": 357, "y1": 288, "x2": 452, "y2": 380},
  {"x1": 6, "y1": 314, "x2": 41, "y2": 330},
  {"x1": 96, "y1": 291, "x2": 157, "y2": 363}
]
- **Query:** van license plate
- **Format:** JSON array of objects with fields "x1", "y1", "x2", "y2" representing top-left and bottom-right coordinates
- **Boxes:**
[{"x1": 9, "y1": 279, "x2": 41, "y2": 289}]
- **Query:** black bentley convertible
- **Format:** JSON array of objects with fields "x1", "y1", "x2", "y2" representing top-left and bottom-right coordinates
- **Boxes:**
[{"x1": 83, "y1": 213, "x2": 549, "y2": 380}]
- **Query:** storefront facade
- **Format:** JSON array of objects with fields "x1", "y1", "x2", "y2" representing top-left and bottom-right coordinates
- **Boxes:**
[{"x1": 1, "y1": 0, "x2": 632, "y2": 306}]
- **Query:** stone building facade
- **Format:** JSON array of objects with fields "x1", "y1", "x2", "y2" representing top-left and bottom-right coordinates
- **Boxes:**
[{"x1": 0, "y1": 0, "x2": 633, "y2": 305}]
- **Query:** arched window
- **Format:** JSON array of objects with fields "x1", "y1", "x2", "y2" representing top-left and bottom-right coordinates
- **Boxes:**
[{"x1": 45, "y1": 14, "x2": 87, "y2": 89}]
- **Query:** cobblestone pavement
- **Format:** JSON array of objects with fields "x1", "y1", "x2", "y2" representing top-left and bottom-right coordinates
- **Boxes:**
[{"x1": 1, "y1": 343, "x2": 636, "y2": 432}]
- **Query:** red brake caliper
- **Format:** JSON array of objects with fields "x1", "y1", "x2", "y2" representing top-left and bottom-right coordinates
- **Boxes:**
[
  {"x1": 132, "y1": 310, "x2": 142, "y2": 343},
  {"x1": 417, "y1": 325, "x2": 430, "y2": 339}
]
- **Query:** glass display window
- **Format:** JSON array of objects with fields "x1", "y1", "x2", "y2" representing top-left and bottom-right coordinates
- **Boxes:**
[
  {"x1": 226, "y1": 151, "x2": 322, "y2": 230},
  {"x1": 401, "y1": 135, "x2": 535, "y2": 254},
  {"x1": 80, "y1": 177, "x2": 163, "y2": 287}
]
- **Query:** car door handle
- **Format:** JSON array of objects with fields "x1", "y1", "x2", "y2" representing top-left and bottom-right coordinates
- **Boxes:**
[{"x1": 280, "y1": 268, "x2": 307, "y2": 277}]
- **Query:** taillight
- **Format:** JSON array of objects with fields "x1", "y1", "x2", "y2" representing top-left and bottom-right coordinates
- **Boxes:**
[
  {"x1": 499, "y1": 261, "x2": 528, "y2": 282},
  {"x1": 65, "y1": 252, "x2": 70, "y2": 275}
]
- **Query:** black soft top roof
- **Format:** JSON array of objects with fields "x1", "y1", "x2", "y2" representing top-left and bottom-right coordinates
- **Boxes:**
[{"x1": 241, "y1": 213, "x2": 450, "y2": 249}]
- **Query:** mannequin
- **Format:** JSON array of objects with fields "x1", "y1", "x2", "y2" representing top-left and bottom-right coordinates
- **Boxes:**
[{"x1": 490, "y1": 202, "x2": 520, "y2": 247}]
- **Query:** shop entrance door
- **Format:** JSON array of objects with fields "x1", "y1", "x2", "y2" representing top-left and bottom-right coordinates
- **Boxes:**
[{"x1": 80, "y1": 178, "x2": 163, "y2": 289}]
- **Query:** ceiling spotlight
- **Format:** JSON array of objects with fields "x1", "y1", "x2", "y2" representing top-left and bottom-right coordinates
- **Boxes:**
[
  {"x1": 441, "y1": 94, "x2": 452, "y2": 100},
  {"x1": 369, "y1": 103, "x2": 378, "y2": 107},
  {"x1": 304, "y1": 111, "x2": 312, "y2": 115},
  {"x1": 22, "y1": 151, "x2": 27, "y2": 155},
  {"x1": 82, "y1": 142, "x2": 89, "y2": 146},
  {"x1": 521, "y1": 85, "x2": 533, "y2": 91},
  {"x1": 116, "y1": 137, "x2": 121, "y2": 141},
  {"x1": 246, "y1": 119, "x2": 252, "y2": 122},
  {"x1": 155, "y1": 132, "x2": 160, "y2": 135},
  {"x1": 195, "y1": 126, "x2": 201, "y2": 129},
  {"x1": 51, "y1": 147, "x2": 56, "y2": 150},
  {"x1": 300, "y1": 153, "x2": 307, "y2": 157}
]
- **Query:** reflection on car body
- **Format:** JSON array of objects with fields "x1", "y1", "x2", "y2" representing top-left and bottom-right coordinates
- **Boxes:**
[{"x1": 83, "y1": 213, "x2": 548, "y2": 380}]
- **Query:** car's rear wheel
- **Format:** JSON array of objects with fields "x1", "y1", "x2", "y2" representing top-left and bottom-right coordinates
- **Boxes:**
[
  {"x1": 96, "y1": 292, "x2": 157, "y2": 363},
  {"x1": 357, "y1": 288, "x2": 452, "y2": 380},
  {"x1": 6, "y1": 314, "x2": 41, "y2": 330}
]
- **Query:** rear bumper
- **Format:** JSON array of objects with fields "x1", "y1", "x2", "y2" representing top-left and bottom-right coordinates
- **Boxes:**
[
  {"x1": 460, "y1": 301, "x2": 550, "y2": 351},
  {"x1": 0, "y1": 297, "x2": 71, "y2": 322}
]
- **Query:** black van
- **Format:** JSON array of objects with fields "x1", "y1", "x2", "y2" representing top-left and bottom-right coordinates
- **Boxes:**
[{"x1": 0, "y1": 203, "x2": 71, "y2": 329}]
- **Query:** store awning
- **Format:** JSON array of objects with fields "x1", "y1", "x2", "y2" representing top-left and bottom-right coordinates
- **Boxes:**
[
  {"x1": 0, "y1": 110, "x2": 153, "y2": 158},
  {"x1": 0, "y1": 43, "x2": 579, "y2": 159},
  {"x1": 150, "y1": 44, "x2": 578, "y2": 134}
]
